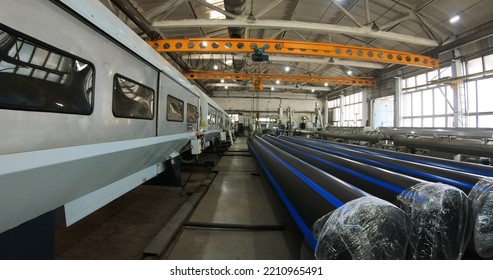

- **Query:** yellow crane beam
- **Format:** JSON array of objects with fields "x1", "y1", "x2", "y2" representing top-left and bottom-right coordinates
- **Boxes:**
[
  {"x1": 185, "y1": 71, "x2": 376, "y2": 87},
  {"x1": 148, "y1": 38, "x2": 439, "y2": 69}
]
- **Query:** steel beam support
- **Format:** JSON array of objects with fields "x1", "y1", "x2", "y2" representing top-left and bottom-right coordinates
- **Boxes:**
[
  {"x1": 185, "y1": 71, "x2": 376, "y2": 87},
  {"x1": 451, "y1": 49, "x2": 464, "y2": 128},
  {"x1": 192, "y1": 0, "x2": 239, "y2": 19},
  {"x1": 149, "y1": 38, "x2": 439, "y2": 68},
  {"x1": 151, "y1": 18, "x2": 439, "y2": 47},
  {"x1": 394, "y1": 74, "x2": 403, "y2": 127},
  {"x1": 183, "y1": 53, "x2": 385, "y2": 69}
]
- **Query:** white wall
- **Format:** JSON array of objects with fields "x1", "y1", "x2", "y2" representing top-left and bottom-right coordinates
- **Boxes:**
[{"x1": 212, "y1": 91, "x2": 320, "y2": 113}]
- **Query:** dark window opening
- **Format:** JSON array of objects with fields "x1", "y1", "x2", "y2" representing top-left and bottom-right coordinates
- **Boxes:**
[
  {"x1": 167, "y1": 95, "x2": 184, "y2": 122},
  {"x1": 112, "y1": 74, "x2": 154, "y2": 119},
  {"x1": 0, "y1": 26, "x2": 94, "y2": 114}
]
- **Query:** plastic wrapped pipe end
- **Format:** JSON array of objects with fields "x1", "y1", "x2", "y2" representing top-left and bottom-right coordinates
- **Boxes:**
[
  {"x1": 468, "y1": 177, "x2": 493, "y2": 258},
  {"x1": 397, "y1": 182, "x2": 470, "y2": 260},
  {"x1": 312, "y1": 197, "x2": 410, "y2": 260}
]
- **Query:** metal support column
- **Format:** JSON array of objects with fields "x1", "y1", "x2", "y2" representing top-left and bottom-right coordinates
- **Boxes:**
[
  {"x1": 362, "y1": 88, "x2": 369, "y2": 127},
  {"x1": 339, "y1": 93, "x2": 345, "y2": 127},
  {"x1": 323, "y1": 99, "x2": 329, "y2": 128},
  {"x1": 451, "y1": 49, "x2": 465, "y2": 128},
  {"x1": 394, "y1": 70, "x2": 403, "y2": 127}
]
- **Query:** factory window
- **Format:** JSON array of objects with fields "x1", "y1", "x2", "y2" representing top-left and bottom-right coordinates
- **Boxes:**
[
  {"x1": 228, "y1": 113, "x2": 239, "y2": 122},
  {"x1": 484, "y1": 54, "x2": 493, "y2": 71},
  {"x1": 327, "y1": 98, "x2": 341, "y2": 126},
  {"x1": 402, "y1": 66, "x2": 455, "y2": 128},
  {"x1": 208, "y1": 105, "x2": 217, "y2": 125},
  {"x1": 467, "y1": 57, "x2": 483, "y2": 75},
  {"x1": 187, "y1": 103, "x2": 197, "y2": 123},
  {"x1": 402, "y1": 55, "x2": 493, "y2": 128},
  {"x1": 166, "y1": 95, "x2": 184, "y2": 122},
  {"x1": 343, "y1": 91, "x2": 363, "y2": 127},
  {"x1": 113, "y1": 75, "x2": 154, "y2": 119},
  {"x1": 0, "y1": 26, "x2": 94, "y2": 114}
]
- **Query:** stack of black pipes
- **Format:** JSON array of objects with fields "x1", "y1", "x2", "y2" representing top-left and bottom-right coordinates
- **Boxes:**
[
  {"x1": 248, "y1": 136, "x2": 411, "y2": 259},
  {"x1": 278, "y1": 136, "x2": 493, "y2": 259},
  {"x1": 249, "y1": 135, "x2": 493, "y2": 259}
]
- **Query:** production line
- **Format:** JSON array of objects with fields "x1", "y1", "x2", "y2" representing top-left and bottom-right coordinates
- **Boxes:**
[{"x1": 249, "y1": 135, "x2": 493, "y2": 259}]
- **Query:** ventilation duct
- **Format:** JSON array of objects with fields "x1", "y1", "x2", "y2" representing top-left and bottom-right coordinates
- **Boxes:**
[{"x1": 224, "y1": 0, "x2": 246, "y2": 71}]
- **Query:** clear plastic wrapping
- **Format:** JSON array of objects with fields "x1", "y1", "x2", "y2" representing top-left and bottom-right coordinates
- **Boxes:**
[
  {"x1": 312, "y1": 196, "x2": 410, "y2": 260},
  {"x1": 468, "y1": 177, "x2": 493, "y2": 258},
  {"x1": 397, "y1": 182, "x2": 470, "y2": 260}
]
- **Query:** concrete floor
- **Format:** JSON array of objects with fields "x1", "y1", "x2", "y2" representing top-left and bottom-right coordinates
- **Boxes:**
[
  {"x1": 165, "y1": 137, "x2": 298, "y2": 260},
  {"x1": 54, "y1": 137, "x2": 300, "y2": 260}
]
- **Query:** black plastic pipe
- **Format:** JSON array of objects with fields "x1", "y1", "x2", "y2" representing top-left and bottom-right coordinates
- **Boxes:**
[
  {"x1": 266, "y1": 135, "x2": 471, "y2": 259},
  {"x1": 280, "y1": 136, "x2": 484, "y2": 193},
  {"x1": 262, "y1": 135, "x2": 423, "y2": 202},
  {"x1": 248, "y1": 136, "x2": 365, "y2": 250}
]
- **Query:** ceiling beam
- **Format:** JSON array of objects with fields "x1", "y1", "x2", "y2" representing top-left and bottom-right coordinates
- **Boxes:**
[
  {"x1": 379, "y1": 14, "x2": 412, "y2": 31},
  {"x1": 182, "y1": 53, "x2": 385, "y2": 69},
  {"x1": 256, "y1": 0, "x2": 285, "y2": 18},
  {"x1": 152, "y1": 18, "x2": 439, "y2": 46},
  {"x1": 192, "y1": 0, "x2": 239, "y2": 19},
  {"x1": 209, "y1": 83, "x2": 332, "y2": 91},
  {"x1": 185, "y1": 71, "x2": 377, "y2": 87},
  {"x1": 365, "y1": 0, "x2": 371, "y2": 25},
  {"x1": 332, "y1": 0, "x2": 363, "y2": 27}
]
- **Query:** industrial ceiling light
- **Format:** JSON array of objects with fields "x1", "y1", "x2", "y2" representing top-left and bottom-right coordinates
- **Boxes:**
[
  {"x1": 271, "y1": 87, "x2": 274, "y2": 91},
  {"x1": 225, "y1": 85, "x2": 228, "y2": 89},
  {"x1": 213, "y1": 64, "x2": 218, "y2": 70},
  {"x1": 324, "y1": 82, "x2": 329, "y2": 86},
  {"x1": 450, "y1": 15, "x2": 460, "y2": 23},
  {"x1": 311, "y1": 89, "x2": 315, "y2": 93},
  {"x1": 247, "y1": 0, "x2": 256, "y2": 23},
  {"x1": 220, "y1": 79, "x2": 225, "y2": 83},
  {"x1": 347, "y1": 70, "x2": 353, "y2": 75},
  {"x1": 370, "y1": 21, "x2": 380, "y2": 32},
  {"x1": 276, "y1": 80, "x2": 280, "y2": 84},
  {"x1": 285, "y1": 66, "x2": 290, "y2": 72}
]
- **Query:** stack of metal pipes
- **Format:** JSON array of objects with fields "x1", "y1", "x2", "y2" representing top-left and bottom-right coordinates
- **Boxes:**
[{"x1": 248, "y1": 135, "x2": 493, "y2": 259}]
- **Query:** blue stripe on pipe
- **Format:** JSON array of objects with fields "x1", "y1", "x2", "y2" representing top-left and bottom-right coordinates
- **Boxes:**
[
  {"x1": 303, "y1": 137, "x2": 493, "y2": 178},
  {"x1": 270, "y1": 139, "x2": 406, "y2": 194},
  {"x1": 249, "y1": 143, "x2": 317, "y2": 250},
  {"x1": 290, "y1": 140, "x2": 474, "y2": 189},
  {"x1": 255, "y1": 140, "x2": 345, "y2": 208}
]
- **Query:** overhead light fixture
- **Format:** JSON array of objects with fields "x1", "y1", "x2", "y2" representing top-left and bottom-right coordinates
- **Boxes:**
[
  {"x1": 276, "y1": 80, "x2": 280, "y2": 84},
  {"x1": 225, "y1": 85, "x2": 228, "y2": 89},
  {"x1": 271, "y1": 87, "x2": 274, "y2": 91},
  {"x1": 347, "y1": 70, "x2": 352, "y2": 75},
  {"x1": 285, "y1": 66, "x2": 290, "y2": 72},
  {"x1": 213, "y1": 64, "x2": 218, "y2": 70},
  {"x1": 370, "y1": 21, "x2": 380, "y2": 32},
  {"x1": 247, "y1": 0, "x2": 256, "y2": 23},
  {"x1": 220, "y1": 79, "x2": 224, "y2": 83},
  {"x1": 450, "y1": 15, "x2": 460, "y2": 23},
  {"x1": 311, "y1": 89, "x2": 315, "y2": 93},
  {"x1": 324, "y1": 82, "x2": 329, "y2": 87}
]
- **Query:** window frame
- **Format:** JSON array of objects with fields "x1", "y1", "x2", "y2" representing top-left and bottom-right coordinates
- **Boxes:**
[
  {"x1": 187, "y1": 103, "x2": 198, "y2": 124},
  {"x1": 0, "y1": 24, "x2": 95, "y2": 115},
  {"x1": 112, "y1": 74, "x2": 155, "y2": 120},
  {"x1": 166, "y1": 94, "x2": 184, "y2": 122}
]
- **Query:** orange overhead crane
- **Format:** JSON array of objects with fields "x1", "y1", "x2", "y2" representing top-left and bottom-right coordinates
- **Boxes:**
[
  {"x1": 185, "y1": 71, "x2": 376, "y2": 90},
  {"x1": 148, "y1": 38, "x2": 439, "y2": 69}
]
